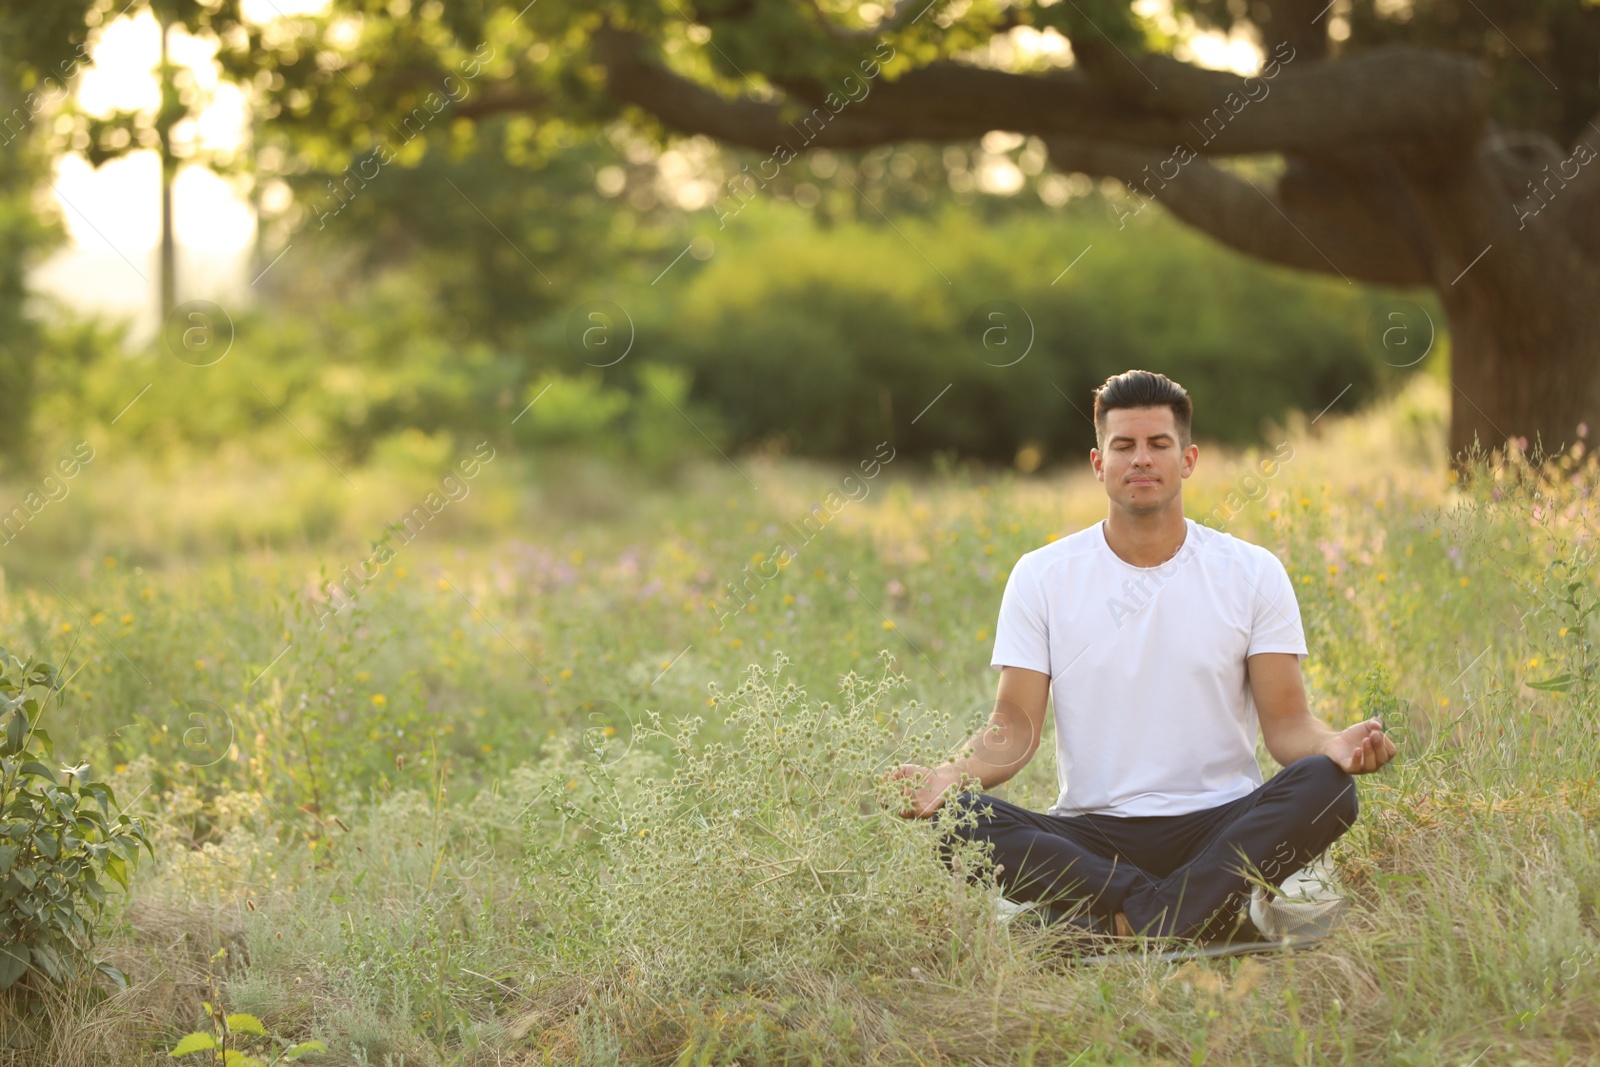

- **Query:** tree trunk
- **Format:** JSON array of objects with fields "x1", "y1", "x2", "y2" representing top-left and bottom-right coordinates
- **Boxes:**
[
  {"x1": 1400, "y1": 140, "x2": 1600, "y2": 471},
  {"x1": 1441, "y1": 256, "x2": 1600, "y2": 469}
]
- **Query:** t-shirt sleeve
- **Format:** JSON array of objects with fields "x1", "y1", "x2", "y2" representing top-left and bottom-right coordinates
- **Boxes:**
[
  {"x1": 990, "y1": 553, "x2": 1052, "y2": 675},
  {"x1": 1247, "y1": 551, "x2": 1309, "y2": 659}
]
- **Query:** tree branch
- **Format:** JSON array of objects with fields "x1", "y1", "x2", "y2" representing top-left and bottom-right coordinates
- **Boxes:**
[
  {"x1": 592, "y1": 20, "x2": 1489, "y2": 158},
  {"x1": 1041, "y1": 136, "x2": 1433, "y2": 287}
]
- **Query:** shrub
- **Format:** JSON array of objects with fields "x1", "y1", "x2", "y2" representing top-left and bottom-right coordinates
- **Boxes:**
[
  {"x1": 525, "y1": 650, "x2": 1003, "y2": 997},
  {"x1": 0, "y1": 652, "x2": 151, "y2": 991}
]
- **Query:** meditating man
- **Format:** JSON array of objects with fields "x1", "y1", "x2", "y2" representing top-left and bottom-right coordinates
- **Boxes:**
[{"x1": 887, "y1": 369, "x2": 1396, "y2": 942}]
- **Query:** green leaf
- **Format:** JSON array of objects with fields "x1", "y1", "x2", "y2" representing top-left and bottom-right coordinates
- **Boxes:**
[
  {"x1": 285, "y1": 1041, "x2": 329, "y2": 1060},
  {"x1": 0, "y1": 944, "x2": 29, "y2": 990},
  {"x1": 30, "y1": 941, "x2": 64, "y2": 981},
  {"x1": 0, "y1": 845, "x2": 16, "y2": 875},
  {"x1": 96, "y1": 960, "x2": 130, "y2": 990},
  {"x1": 1526, "y1": 674, "x2": 1576, "y2": 692},
  {"x1": 104, "y1": 853, "x2": 128, "y2": 890},
  {"x1": 221, "y1": 1049, "x2": 265, "y2": 1067},
  {"x1": 226, "y1": 1013, "x2": 268, "y2": 1035},
  {"x1": 83, "y1": 875, "x2": 106, "y2": 906},
  {"x1": 81, "y1": 782, "x2": 112, "y2": 815},
  {"x1": 168, "y1": 1032, "x2": 219, "y2": 1056},
  {"x1": 19, "y1": 760, "x2": 57, "y2": 783},
  {"x1": 5, "y1": 711, "x2": 25, "y2": 756}
]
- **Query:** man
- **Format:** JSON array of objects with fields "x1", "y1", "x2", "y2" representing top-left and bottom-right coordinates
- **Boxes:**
[{"x1": 886, "y1": 369, "x2": 1396, "y2": 943}]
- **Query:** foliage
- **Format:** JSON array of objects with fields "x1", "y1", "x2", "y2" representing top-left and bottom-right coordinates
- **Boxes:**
[
  {"x1": 654, "y1": 202, "x2": 1420, "y2": 463},
  {"x1": 167, "y1": 948, "x2": 327, "y2": 1066},
  {"x1": 0, "y1": 652, "x2": 150, "y2": 992},
  {"x1": 529, "y1": 650, "x2": 997, "y2": 996}
]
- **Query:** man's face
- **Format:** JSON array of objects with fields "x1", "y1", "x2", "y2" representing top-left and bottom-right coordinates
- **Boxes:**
[{"x1": 1090, "y1": 406, "x2": 1198, "y2": 514}]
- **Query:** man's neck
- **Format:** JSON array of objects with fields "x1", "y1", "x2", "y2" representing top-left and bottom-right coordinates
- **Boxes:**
[{"x1": 1102, "y1": 503, "x2": 1188, "y2": 568}]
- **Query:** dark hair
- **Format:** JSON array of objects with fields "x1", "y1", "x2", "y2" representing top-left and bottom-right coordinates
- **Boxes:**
[{"x1": 1092, "y1": 370, "x2": 1193, "y2": 450}]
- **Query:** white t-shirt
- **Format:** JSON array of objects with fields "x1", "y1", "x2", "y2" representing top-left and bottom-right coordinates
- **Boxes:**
[{"x1": 989, "y1": 516, "x2": 1308, "y2": 818}]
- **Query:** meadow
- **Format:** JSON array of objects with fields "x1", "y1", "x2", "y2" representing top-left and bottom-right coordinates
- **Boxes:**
[{"x1": 5, "y1": 372, "x2": 1600, "y2": 1065}]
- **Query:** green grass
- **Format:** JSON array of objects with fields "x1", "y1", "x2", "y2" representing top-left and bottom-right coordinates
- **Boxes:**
[{"x1": 6, "y1": 374, "x2": 1600, "y2": 1065}]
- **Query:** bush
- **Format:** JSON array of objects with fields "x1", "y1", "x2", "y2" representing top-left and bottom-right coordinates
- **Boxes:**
[
  {"x1": 652, "y1": 202, "x2": 1428, "y2": 464},
  {"x1": 0, "y1": 652, "x2": 150, "y2": 992},
  {"x1": 525, "y1": 650, "x2": 1003, "y2": 997}
]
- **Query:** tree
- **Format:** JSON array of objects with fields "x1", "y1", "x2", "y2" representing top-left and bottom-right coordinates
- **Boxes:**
[
  {"x1": 17, "y1": 2, "x2": 1598, "y2": 464},
  {"x1": 208, "y1": 0, "x2": 1596, "y2": 467},
  {"x1": 0, "y1": 0, "x2": 96, "y2": 464}
]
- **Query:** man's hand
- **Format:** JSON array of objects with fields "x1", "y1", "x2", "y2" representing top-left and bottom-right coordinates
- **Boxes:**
[
  {"x1": 1322, "y1": 718, "x2": 1397, "y2": 774},
  {"x1": 883, "y1": 763, "x2": 961, "y2": 819}
]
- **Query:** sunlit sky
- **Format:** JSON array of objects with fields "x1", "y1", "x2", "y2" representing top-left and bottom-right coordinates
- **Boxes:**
[{"x1": 39, "y1": 0, "x2": 1262, "y2": 341}]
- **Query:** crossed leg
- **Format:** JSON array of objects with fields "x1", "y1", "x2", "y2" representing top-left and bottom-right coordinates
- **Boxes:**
[{"x1": 937, "y1": 755, "x2": 1360, "y2": 940}]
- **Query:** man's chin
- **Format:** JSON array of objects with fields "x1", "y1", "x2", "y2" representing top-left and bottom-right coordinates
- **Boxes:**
[{"x1": 1116, "y1": 493, "x2": 1177, "y2": 514}]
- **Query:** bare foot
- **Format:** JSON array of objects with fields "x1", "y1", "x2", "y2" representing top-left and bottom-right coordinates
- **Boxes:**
[{"x1": 1114, "y1": 911, "x2": 1134, "y2": 937}]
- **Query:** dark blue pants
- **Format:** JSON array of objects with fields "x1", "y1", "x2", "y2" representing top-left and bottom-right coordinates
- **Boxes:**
[{"x1": 937, "y1": 755, "x2": 1360, "y2": 941}]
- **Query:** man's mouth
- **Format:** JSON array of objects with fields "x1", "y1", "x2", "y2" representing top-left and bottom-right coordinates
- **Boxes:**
[{"x1": 1128, "y1": 476, "x2": 1158, "y2": 485}]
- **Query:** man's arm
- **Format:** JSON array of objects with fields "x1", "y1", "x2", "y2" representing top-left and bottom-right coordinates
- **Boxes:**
[
  {"x1": 1249, "y1": 652, "x2": 1397, "y2": 773},
  {"x1": 885, "y1": 666, "x2": 1051, "y2": 818}
]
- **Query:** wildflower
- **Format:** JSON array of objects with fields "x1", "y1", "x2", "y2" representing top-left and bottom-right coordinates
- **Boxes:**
[
  {"x1": 1440, "y1": 697, "x2": 1450, "y2": 707},
  {"x1": 746, "y1": 603, "x2": 756, "y2": 613},
  {"x1": 560, "y1": 668, "x2": 574, "y2": 680},
  {"x1": 602, "y1": 725, "x2": 616, "y2": 737},
  {"x1": 356, "y1": 671, "x2": 371, "y2": 682},
  {"x1": 1377, "y1": 573, "x2": 1387, "y2": 583},
  {"x1": 195, "y1": 660, "x2": 206, "y2": 671},
  {"x1": 481, "y1": 744, "x2": 493, "y2": 753},
  {"x1": 1460, "y1": 576, "x2": 1470, "y2": 587},
  {"x1": 1327, "y1": 565, "x2": 1339, "y2": 575},
  {"x1": 437, "y1": 579, "x2": 449, "y2": 590},
  {"x1": 882, "y1": 620, "x2": 896, "y2": 630},
  {"x1": 90, "y1": 612, "x2": 106, "y2": 625},
  {"x1": 570, "y1": 549, "x2": 585, "y2": 565},
  {"x1": 783, "y1": 594, "x2": 795, "y2": 606},
  {"x1": 120, "y1": 614, "x2": 133, "y2": 624},
  {"x1": 731, "y1": 638, "x2": 744, "y2": 648},
  {"x1": 371, "y1": 694, "x2": 388, "y2": 707},
  {"x1": 1561, "y1": 627, "x2": 1570, "y2": 636},
  {"x1": 59, "y1": 623, "x2": 72, "y2": 633},
  {"x1": 983, "y1": 544, "x2": 996, "y2": 555},
  {"x1": 104, "y1": 556, "x2": 116, "y2": 568},
  {"x1": 396, "y1": 566, "x2": 408, "y2": 578},
  {"x1": 1300, "y1": 576, "x2": 1312, "y2": 585},
  {"x1": 975, "y1": 629, "x2": 988, "y2": 641},
  {"x1": 1528, "y1": 657, "x2": 1540, "y2": 668}
]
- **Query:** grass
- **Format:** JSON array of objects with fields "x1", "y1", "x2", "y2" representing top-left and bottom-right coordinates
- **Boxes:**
[{"x1": 4, "y1": 373, "x2": 1600, "y2": 1064}]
